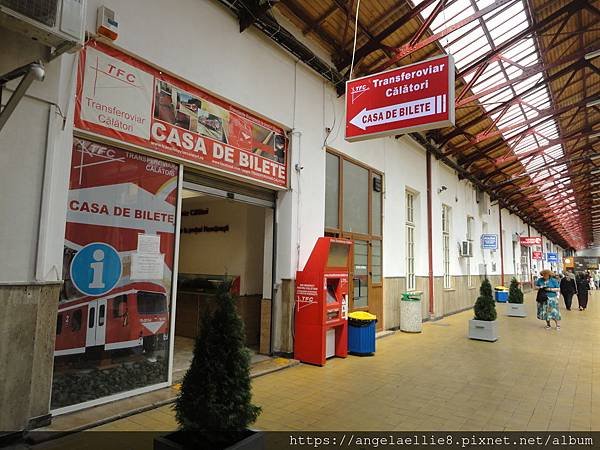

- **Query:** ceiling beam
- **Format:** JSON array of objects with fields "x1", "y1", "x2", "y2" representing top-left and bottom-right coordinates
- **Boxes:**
[
  {"x1": 335, "y1": 0, "x2": 439, "y2": 70},
  {"x1": 239, "y1": 0, "x2": 280, "y2": 32},
  {"x1": 372, "y1": 0, "x2": 518, "y2": 73}
]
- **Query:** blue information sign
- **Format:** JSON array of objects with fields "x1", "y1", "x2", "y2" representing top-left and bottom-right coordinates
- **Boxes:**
[
  {"x1": 70, "y1": 242, "x2": 122, "y2": 297},
  {"x1": 546, "y1": 252, "x2": 558, "y2": 263},
  {"x1": 481, "y1": 234, "x2": 498, "y2": 250}
]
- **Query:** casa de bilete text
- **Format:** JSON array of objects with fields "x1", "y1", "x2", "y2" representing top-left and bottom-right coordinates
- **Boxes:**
[
  {"x1": 75, "y1": 40, "x2": 288, "y2": 189},
  {"x1": 345, "y1": 54, "x2": 455, "y2": 142}
]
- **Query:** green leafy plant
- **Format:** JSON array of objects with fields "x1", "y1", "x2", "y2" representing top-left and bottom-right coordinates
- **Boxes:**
[
  {"x1": 508, "y1": 277, "x2": 524, "y2": 304},
  {"x1": 175, "y1": 283, "x2": 261, "y2": 447},
  {"x1": 474, "y1": 278, "x2": 497, "y2": 321}
]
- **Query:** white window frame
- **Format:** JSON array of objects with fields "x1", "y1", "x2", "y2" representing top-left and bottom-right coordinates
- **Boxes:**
[
  {"x1": 406, "y1": 191, "x2": 416, "y2": 291},
  {"x1": 442, "y1": 205, "x2": 451, "y2": 289},
  {"x1": 466, "y1": 216, "x2": 474, "y2": 287}
]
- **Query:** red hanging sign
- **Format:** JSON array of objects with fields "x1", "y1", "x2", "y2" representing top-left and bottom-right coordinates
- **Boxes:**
[
  {"x1": 520, "y1": 236, "x2": 542, "y2": 246},
  {"x1": 532, "y1": 251, "x2": 543, "y2": 260},
  {"x1": 345, "y1": 54, "x2": 455, "y2": 142}
]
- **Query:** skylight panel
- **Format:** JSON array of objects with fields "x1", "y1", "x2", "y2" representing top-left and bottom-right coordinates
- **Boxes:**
[
  {"x1": 444, "y1": 19, "x2": 480, "y2": 44},
  {"x1": 430, "y1": 0, "x2": 474, "y2": 31},
  {"x1": 471, "y1": 64, "x2": 504, "y2": 92},
  {"x1": 447, "y1": 28, "x2": 487, "y2": 58},
  {"x1": 504, "y1": 125, "x2": 528, "y2": 139},
  {"x1": 485, "y1": 2, "x2": 525, "y2": 33}
]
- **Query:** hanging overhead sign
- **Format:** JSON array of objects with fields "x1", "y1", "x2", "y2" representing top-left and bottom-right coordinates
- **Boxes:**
[
  {"x1": 520, "y1": 236, "x2": 542, "y2": 246},
  {"x1": 345, "y1": 54, "x2": 455, "y2": 142},
  {"x1": 75, "y1": 41, "x2": 288, "y2": 189},
  {"x1": 532, "y1": 251, "x2": 543, "y2": 260},
  {"x1": 546, "y1": 252, "x2": 558, "y2": 263}
]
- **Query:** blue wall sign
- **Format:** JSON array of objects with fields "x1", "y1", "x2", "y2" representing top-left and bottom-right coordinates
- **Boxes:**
[
  {"x1": 546, "y1": 252, "x2": 558, "y2": 263},
  {"x1": 70, "y1": 242, "x2": 122, "y2": 297},
  {"x1": 481, "y1": 234, "x2": 498, "y2": 250}
]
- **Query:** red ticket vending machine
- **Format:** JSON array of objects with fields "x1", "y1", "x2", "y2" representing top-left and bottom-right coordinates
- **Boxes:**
[{"x1": 294, "y1": 237, "x2": 352, "y2": 366}]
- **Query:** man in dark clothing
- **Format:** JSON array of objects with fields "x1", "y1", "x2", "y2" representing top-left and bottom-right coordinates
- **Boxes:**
[
  {"x1": 560, "y1": 272, "x2": 577, "y2": 311},
  {"x1": 576, "y1": 272, "x2": 590, "y2": 311}
]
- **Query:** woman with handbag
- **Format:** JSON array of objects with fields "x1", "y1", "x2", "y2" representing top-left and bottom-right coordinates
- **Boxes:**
[{"x1": 536, "y1": 269, "x2": 561, "y2": 330}]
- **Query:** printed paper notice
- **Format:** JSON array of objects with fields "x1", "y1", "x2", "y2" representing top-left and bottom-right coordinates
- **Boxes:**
[
  {"x1": 131, "y1": 253, "x2": 164, "y2": 280},
  {"x1": 137, "y1": 234, "x2": 161, "y2": 254}
]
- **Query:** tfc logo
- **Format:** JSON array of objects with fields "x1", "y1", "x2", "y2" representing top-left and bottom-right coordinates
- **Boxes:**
[
  {"x1": 350, "y1": 84, "x2": 369, "y2": 103},
  {"x1": 296, "y1": 295, "x2": 316, "y2": 311}
]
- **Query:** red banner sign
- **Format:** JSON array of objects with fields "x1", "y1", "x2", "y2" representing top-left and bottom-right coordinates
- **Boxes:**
[
  {"x1": 345, "y1": 54, "x2": 455, "y2": 142},
  {"x1": 520, "y1": 236, "x2": 542, "y2": 246},
  {"x1": 75, "y1": 41, "x2": 288, "y2": 189},
  {"x1": 532, "y1": 251, "x2": 543, "y2": 260}
]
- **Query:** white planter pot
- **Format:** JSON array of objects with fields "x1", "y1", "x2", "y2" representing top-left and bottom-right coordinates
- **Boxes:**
[
  {"x1": 468, "y1": 319, "x2": 498, "y2": 342},
  {"x1": 506, "y1": 303, "x2": 527, "y2": 318}
]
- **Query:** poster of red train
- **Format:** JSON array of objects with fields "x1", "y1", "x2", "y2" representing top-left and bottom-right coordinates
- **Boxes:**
[
  {"x1": 74, "y1": 40, "x2": 288, "y2": 189},
  {"x1": 345, "y1": 54, "x2": 455, "y2": 142},
  {"x1": 57, "y1": 137, "x2": 178, "y2": 355},
  {"x1": 51, "y1": 137, "x2": 178, "y2": 409}
]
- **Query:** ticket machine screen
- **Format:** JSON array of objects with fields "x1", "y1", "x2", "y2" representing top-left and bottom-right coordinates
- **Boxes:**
[{"x1": 326, "y1": 279, "x2": 337, "y2": 304}]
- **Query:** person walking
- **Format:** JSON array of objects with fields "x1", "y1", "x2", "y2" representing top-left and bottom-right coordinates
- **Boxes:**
[
  {"x1": 560, "y1": 271, "x2": 577, "y2": 311},
  {"x1": 595, "y1": 271, "x2": 600, "y2": 289},
  {"x1": 576, "y1": 272, "x2": 590, "y2": 311},
  {"x1": 536, "y1": 269, "x2": 561, "y2": 330}
]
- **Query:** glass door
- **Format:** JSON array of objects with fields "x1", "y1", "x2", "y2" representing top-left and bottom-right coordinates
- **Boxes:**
[{"x1": 351, "y1": 239, "x2": 369, "y2": 310}]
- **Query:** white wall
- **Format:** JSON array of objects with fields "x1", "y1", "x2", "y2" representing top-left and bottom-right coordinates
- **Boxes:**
[
  {"x1": 0, "y1": 29, "x2": 75, "y2": 283},
  {"x1": 178, "y1": 197, "x2": 264, "y2": 295}
]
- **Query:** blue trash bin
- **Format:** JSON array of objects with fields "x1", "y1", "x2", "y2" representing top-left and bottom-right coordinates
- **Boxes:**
[
  {"x1": 495, "y1": 289, "x2": 509, "y2": 302},
  {"x1": 348, "y1": 312, "x2": 376, "y2": 355}
]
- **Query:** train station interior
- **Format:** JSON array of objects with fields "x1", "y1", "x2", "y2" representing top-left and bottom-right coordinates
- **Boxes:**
[{"x1": 0, "y1": 0, "x2": 598, "y2": 448}]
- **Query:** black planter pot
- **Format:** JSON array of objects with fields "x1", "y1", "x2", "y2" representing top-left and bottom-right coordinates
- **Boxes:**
[{"x1": 154, "y1": 430, "x2": 264, "y2": 450}]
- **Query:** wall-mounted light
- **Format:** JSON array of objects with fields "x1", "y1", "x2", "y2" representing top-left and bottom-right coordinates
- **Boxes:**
[
  {"x1": 585, "y1": 49, "x2": 600, "y2": 60},
  {"x1": 587, "y1": 98, "x2": 600, "y2": 108}
]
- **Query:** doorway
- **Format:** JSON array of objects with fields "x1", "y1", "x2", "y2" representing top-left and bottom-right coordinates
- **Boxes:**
[
  {"x1": 344, "y1": 237, "x2": 383, "y2": 331},
  {"x1": 172, "y1": 171, "x2": 275, "y2": 381}
]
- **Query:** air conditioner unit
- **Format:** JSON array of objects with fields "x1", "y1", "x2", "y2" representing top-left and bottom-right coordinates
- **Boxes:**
[
  {"x1": 460, "y1": 240, "x2": 473, "y2": 257},
  {"x1": 0, "y1": 0, "x2": 85, "y2": 51}
]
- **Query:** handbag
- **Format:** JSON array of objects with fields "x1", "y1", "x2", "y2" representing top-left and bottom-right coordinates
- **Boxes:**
[{"x1": 536, "y1": 287, "x2": 548, "y2": 304}]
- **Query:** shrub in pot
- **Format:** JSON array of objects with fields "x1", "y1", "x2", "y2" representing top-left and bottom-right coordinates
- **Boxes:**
[
  {"x1": 506, "y1": 277, "x2": 526, "y2": 317},
  {"x1": 468, "y1": 278, "x2": 498, "y2": 341},
  {"x1": 155, "y1": 283, "x2": 262, "y2": 450}
]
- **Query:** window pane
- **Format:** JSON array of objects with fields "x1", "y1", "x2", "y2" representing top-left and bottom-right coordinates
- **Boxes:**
[
  {"x1": 343, "y1": 160, "x2": 369, "y2": 234},
  {"x1": 406, "y1": 191, "x2": 414, "y2": 224},
  {"x1": 353, "y1": 240, "x2": 369, "y2": 307},
  {"x1": 372, "y1": 240, "x2": 382, "y2": 283},
  {"x1": 53, "y1": 138, "x2": 177, "y2": 410},
  {"x1": 372, "y1": 174, "x2": 382, "y2": 236},
  {"x1": 325, "y1": 152, "x2": 339, "y2": 229}
]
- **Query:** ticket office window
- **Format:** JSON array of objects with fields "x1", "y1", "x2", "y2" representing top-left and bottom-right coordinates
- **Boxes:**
[{"x1": 324, "y1": 149, "x2": 383, "y2": 312}]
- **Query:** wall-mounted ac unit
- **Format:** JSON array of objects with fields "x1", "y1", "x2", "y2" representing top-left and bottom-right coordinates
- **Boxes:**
[
  {"x1": 0, "y1": 0, "x2": 85, "y2": 51},
  {"x1": 460, "y1": 240, "x2": 473, "y2": 257}
]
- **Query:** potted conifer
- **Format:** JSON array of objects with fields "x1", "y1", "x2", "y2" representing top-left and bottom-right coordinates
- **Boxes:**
[
  {"x1": 468, "y1": 278, "x2": 498, "y2": 342},
  {"x1": 506, "y1": 277, "x2": 526, "y2": 317},
  {"x1": 155, "y1": 283, "x2": 262, "y2": 450}
]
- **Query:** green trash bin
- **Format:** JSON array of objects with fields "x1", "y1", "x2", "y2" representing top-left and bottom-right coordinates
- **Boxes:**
[{"x1": 400, "y1": 291, "x2": 422, "y2": 333}]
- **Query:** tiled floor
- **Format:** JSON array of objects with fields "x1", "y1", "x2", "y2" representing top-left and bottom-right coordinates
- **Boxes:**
[{"x1": 42, "y1": 290, "x2": 600, "y2": 442}]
